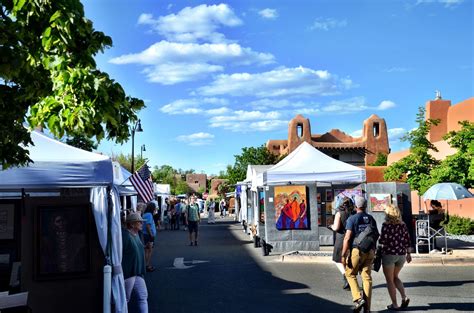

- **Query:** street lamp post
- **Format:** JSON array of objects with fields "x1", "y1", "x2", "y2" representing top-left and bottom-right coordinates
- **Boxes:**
[
  {"x1": 140, "y1": 144, "x2": 146, "y2": 159},
  {"x1": 131, "y1": 119, "x2": 143, "y2": 173}
]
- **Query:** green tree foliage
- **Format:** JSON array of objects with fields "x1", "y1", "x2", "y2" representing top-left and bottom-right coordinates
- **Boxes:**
[
  {"x1": 369, "y1": 153, "x2": 388, "y2": 166},
  {"x1": 430, "y1": 121, "x2": 474, "y2": 188},
  {"x1": 175, "y1": 180, "x2": 192, "y2": 196},
  {"x1": 65, "y1": 134, "x2": 97, "y2": 152},
  {"x1": 0, "y1": 0, "x2": 144, "y2": 169},
  {"x1": 217, "y1": 180, "x2": 231, "y2": 198},
  {"x1": 444, "y1": 215, "x2": 474, "y2": 235},
  {"x1": 112, "y1": 153, "x2": 147, "y2": 173},
  {"x1": 152, "y1": 165, "x2": 177, "y2": 186},
  {"x1": 223, "y1": 145, "x2": 279, "y2": 185},
  {"x1": 384, "y1": 107, "x2": 440, "y2": 194}
]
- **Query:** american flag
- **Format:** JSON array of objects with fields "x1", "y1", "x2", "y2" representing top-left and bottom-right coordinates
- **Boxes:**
[{"x1": 130, "y1": 164, "x2": 154, "y2": 203}]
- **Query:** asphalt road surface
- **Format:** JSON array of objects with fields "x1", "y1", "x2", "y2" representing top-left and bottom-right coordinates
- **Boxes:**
[{"x1": 145, "y1": 217, "x2": 474, "y2": 313}]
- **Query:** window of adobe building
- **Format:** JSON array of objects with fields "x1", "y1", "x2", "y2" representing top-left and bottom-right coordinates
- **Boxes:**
[
  {"x1": 373, "y1": 122, "x2": 380, "y2": 137},
  {"x1": 297, "y1": 124, "x2": 303, "y2": 138}
]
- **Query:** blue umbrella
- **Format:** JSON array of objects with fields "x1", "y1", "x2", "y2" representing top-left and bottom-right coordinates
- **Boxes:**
[{"x1": 422, "y1": 182, "x2": 473, "y2": 200}]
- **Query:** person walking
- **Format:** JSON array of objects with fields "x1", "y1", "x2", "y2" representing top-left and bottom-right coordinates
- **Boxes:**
[
  {"x1": 142, "y1": 202, "x2": 156, "y2": 272},
  {"x1": 122, "y1": 212, "x2": 148, "y2": 313},
  {"x1": 379, "y1": 204, "x2": 412, "y2": 311},
  {"x1": 174, "y1": 200, "x2": 182, "y2": 230},
  {"x1": 330, "y1": 197, "x2": 354, "y2": 290},
  {"x1": 342, "y1": 195, "x2": 379, "y2": 313},
  {"x1": 208, "y1": 199, "x2": 216, "y2": 224},
  {"x1": 186, "y1": 196, "x2": 201, "y2": 246}
]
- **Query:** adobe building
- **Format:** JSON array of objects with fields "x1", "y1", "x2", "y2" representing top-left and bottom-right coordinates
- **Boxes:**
[
  {"x1": 185, "y1": 173, "x2": 207, "y2": 192},
  {"x1": 387, "y1": 94, "x2": 474, "y2": 217},
  {"x1": 266, "y1": 114, "x2": 390, "y2": 166},
  {"x1": 210, "y1": 178, "x2": 228, "y2": 196}
]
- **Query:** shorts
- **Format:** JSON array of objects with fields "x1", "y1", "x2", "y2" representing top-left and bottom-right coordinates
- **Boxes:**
[
  {"x1": 188, "y1": 221, "x2": 199, "y2": 234},
  {"x1": 382, "y1": 254, "x2": 405, "y2": 267},
  {"x1": 143, "y1": 234, "x2": 154, "y2": 247}
]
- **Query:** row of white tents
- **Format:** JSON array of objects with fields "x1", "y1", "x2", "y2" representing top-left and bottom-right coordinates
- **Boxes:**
[
  {"x1": 235, "y1": 142, "x2": 366, "y2": 252},
  {"x1": 0, "y1": 131, "x2": 170, "y2": 313}
]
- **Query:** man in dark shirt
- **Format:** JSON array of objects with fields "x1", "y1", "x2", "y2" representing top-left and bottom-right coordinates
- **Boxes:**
[
  {"x1": 122, "y1": 212, "x2": 148, "y2": 312},
  {"x1": 342, "y1": 196, "x2": 378, "y2": 313}
]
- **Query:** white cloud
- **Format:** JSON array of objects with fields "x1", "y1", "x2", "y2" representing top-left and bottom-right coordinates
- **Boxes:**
[
  {"x1": 351, "y1": 129, "x2": 363, "y2": 137},
  {"x1": 110, "y1": 41, "x2": 274, "y2": 66},
  {"x1": 110, "y1": 41, "x2": 274, "y2": 84},
  {"x1": 388, "y1": 128, "x2": 407, "y2": 141},
  {"x1": 137, "y1": 4, "x2": 242, "y2": 43},
  {"x1": 258, "y1": 8, "x2": 279, "y2": 19},
  {"x1": 143, "y1": 63, "x2": 223, "y2": 85},
  {"x1": 383, "y1": 67, "x2": 411, "y2": 73},
  {"x1": 160, "y1": 98, "x2": 229, "y2": 115},
  {"x1": 310, "y1": 18, "x2": 347, "y2": 31},
  {"x1": 209, "y1": 109, "x2": 287, "y2": 132},
  {"x1": 176, "y1": 132, "x2": 215, "y2": 146},
  {"x1": 416, "y1": 0, "x2": 464, "y2": 7},
  {"x1": 198, "y1": 66, "x2": 354, "y2": 97},
  {"x1": 322, "y1": 97, "x2": 369, "y2": 113},
  {"x1": 249, "y1": 98, "x2": 312, "y2": 109},
  {"x1": 377, "y1": 100, "x2": 396, "y2": 110}
]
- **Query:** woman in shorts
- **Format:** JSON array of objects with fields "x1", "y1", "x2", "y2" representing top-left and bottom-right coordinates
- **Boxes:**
[
  {"x1": 379, "y1": 204, "x2": 412, "y2": 310},
  {"x1": 142, "y1": 202, "x2": 156, "y2": 272}
]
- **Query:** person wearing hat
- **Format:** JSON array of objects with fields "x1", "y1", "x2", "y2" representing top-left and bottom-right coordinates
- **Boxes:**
[
  {"x1": 341, "y1": 195, "x2": 379, "y2": 313},
  {"x1": 122, "y1": 212, "x2": 149, "y2": 312}
]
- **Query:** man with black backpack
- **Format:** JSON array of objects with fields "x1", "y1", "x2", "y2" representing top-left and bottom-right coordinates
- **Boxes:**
[{"x1": 342, "y1": 195, "x2": 379, "y2": 313}]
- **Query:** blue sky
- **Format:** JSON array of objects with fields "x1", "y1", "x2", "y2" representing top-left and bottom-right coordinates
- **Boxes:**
[{"x1": 82, "y1": 0, "x2": 473, "y2": 175}]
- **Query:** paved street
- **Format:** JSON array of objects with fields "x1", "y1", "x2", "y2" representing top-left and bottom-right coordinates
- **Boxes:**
[{"x1": 146, "y1": 217, "x2": 474, "y2": 313}]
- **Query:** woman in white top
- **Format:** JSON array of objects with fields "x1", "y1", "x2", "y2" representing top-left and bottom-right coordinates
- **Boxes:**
[{"x1": 208, "y1": 199, "x2": 216, "y2": 224}]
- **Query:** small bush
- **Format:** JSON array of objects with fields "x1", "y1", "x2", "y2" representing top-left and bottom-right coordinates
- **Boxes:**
[{"x1": 444, "y1": 215, "x2": 474, "y2": 235}]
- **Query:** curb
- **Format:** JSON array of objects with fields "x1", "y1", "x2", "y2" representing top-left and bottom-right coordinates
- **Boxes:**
[{"x1": 279, "y1": 251, "x2": 474, "y2": 266}]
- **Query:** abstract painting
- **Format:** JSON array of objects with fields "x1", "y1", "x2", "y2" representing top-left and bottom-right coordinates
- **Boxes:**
[{"x1": 274, "y1": 185, "x2": 309, "y2": 230}]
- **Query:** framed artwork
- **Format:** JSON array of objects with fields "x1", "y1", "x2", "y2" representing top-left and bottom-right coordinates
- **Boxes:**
[
  {"x1": 370, "y1": 194, "x2": 391, "y2": 212},
  {"x1": 334, "y1": 189, "x2": 363, "y2": 210},
  {"x1": 325, "y1": 190, "x2": 333, "y2": 202},
  {"x1": 259, "y1": 191, "x2": 265, "y2": 224},
  {"x1": 325, "y1": 202, "x2": 333, "y2": 214},
  {"x1": 326, "y1": 215, "x2": 334, "y2": 227},
  {"x1": 0, "y1": 204, "x2": 15, "y2": 240},
  {"x1": 274, "y1": 185, "x2": 309, "y2": 230},
  {"x1": 35, "y1": 205, "x2": 91, "y2": 280}
]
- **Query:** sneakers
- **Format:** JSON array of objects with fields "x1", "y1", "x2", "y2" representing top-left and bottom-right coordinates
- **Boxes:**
[{"x1": 353, "y1": 298, "x2": 366, "y2": 312}]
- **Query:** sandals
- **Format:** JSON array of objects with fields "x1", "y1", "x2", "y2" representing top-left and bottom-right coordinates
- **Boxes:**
[
  {"x1": 401, "y1": 298, "x2": 410, "y2": 308},
  {"x1": 146, "y1": 266, "x2": 156, "y2": 272},
  {"x1": 386, "y1": 304, "x2": 401, "y2": 311}
]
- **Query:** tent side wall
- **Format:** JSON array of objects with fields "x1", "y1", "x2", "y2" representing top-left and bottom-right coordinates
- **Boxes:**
[{"x1": 263, "y1": 184, "x2": 320, "y2": 252}]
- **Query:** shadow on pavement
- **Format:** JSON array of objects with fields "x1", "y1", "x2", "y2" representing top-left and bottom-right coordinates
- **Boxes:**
[
  {"x1": 373, "y1": 279, "x2": 474, "y2": 290},
  {"x1": 400, "y1": 302, "x2": 474, "y2": 311},
  {"x1": 146, "y1": 217, "x2": 352, "y2": 313}
]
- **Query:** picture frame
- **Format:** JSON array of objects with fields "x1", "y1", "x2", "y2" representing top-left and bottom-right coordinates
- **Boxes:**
[
  {"x1": 274, "y1": 185, "x2": 309, "y2": 230},
  {"x1": 370, "y1": 194, "x2": 392, "y2": 212},
  {"x1": 34, "y1": 204, "x2": 91, "y2": 280},
  {"x1": 0, "y1": 204, "x2": 15, "y2": 240},
  {"x1": 325, "y1": 190, "x2": 333, "y2": 202}
]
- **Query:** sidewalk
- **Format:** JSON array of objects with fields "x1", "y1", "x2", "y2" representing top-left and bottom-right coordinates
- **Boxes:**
[{"x1": 279, "y1": 237, "x2": 474, "y2": 266}]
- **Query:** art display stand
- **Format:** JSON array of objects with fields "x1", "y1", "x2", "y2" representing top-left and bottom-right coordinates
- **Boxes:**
[{"x1": 415, "y1": 219, "x2": 448, "y2": 254}]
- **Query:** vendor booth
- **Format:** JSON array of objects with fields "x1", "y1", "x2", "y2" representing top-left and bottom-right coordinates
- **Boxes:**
[
  {"x1": 0, "y1": 131, "x2": 126, "y2": 313},
  {"x1": 245, "y1": 165, "x2": 272, "y2": 241},
  {"x1": 235, "y1": 180, "x2": 250, "y2": 233},
  {"x1": 262, "y1": 142, "x2": 366, "y2": 254}
]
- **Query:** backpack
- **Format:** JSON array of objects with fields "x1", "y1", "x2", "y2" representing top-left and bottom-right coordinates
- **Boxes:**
[{"x1": 353, "y1": 217, "x2": 379, "y2": 253}]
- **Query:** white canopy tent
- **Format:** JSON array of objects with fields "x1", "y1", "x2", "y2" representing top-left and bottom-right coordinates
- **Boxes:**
[
  {"x1": 112, "y1": 161, "x2": 137, "y2": 211},
  {"x1": 0, "y1": 131, "x2": 127, "y2": 313},
  {"x1": 264, "y1": 142, "x2": 366, "y2": 185},
  {"x1": 246, "y1": 165, "x2": 273, "y2": 236}
]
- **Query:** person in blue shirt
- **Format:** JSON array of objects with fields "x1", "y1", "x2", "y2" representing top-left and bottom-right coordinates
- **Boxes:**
[
  {"x1": 341, "y1": 195, "x2": 378, "y2": 313},
  {"x1": 142, "y1": 202, "x2": 156, "y2": 272},
  {"x1": 174, "y1": 200, "x2": 182, "y2": 230}
]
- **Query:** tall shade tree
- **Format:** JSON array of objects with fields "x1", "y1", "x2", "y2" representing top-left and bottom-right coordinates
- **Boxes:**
[
  {"x1": 112, "y1": 153, "x2": 147, "y2": 174},
  {"x1": 429, "y1": 121, "x2": 474, "y2": 188},
  {"x1": 384, "y1": 107, "x2": 440, "y2": 194},
  {"x1": 224, "y1": 144, "x2": 279, "y2": 185},
  {"x1": 0, "y1": 0, "x2": 144, "y2": 169},
  {"x1": 65, "y1": 134, "x2": 97, "y2": 152}
]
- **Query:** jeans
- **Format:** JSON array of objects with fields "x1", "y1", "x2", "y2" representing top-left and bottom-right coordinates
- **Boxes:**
[
  {"x1": 125, "y1": 276, "x2": 148, "y2": 313},
  {"x1": 345, "y1": 248, "x2": 375, "y2": 310}
]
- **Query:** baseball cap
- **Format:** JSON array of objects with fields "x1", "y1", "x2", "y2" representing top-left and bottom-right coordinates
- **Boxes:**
[{"x1": 354, "y1": 195, "x2": 367, "y2": 209}]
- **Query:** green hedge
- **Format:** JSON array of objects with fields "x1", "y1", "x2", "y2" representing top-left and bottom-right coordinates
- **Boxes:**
[{"x1": 444, "y1": 215, "x2": 474, "y2": 235}]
